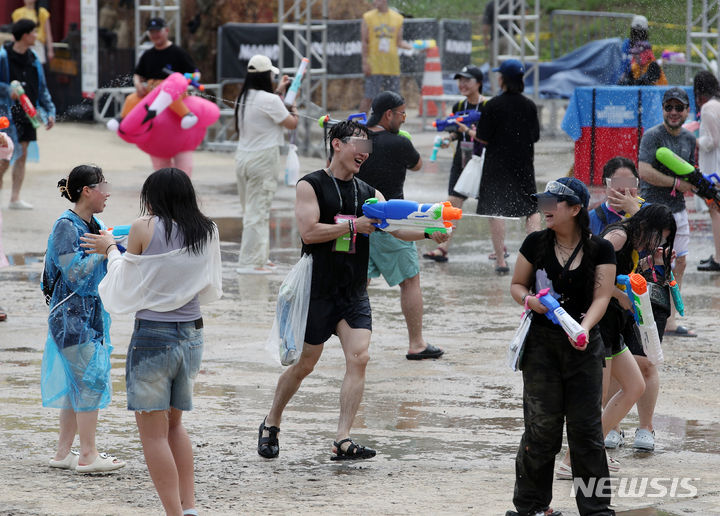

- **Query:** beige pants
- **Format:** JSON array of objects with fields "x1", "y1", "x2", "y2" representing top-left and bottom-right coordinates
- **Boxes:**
[{"x1": 235, "y1": 146, "x2": 280, "y2": 268}]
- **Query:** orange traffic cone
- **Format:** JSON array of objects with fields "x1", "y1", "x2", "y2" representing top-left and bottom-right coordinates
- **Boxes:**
[{"x1": 419, "y1": 45, "x2": 443, "y2": 117}]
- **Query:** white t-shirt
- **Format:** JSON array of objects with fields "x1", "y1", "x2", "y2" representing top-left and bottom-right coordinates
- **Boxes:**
[
  {"x1": 235, "y1": 89, "x2": 289, "y2": 152},
  {"x1": 698, "y1": 98, "x2": 720, "y2": 174}
]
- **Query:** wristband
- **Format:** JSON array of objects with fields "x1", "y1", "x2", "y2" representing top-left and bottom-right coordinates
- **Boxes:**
[
  {"x1": 670, "y1": 178, "x2": 679, "y2": 197},
  {"x1": 105, "y1": 243, "x2": 117, "y2": 255},
  {"x1": 424, "y1": 231, "x2": 431, "y2": 239},
  {"x1": 347, "y1": 220, "x2": 352, "y2": 234}
]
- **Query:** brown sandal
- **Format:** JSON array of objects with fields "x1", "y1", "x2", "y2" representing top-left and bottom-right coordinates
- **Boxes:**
[{"x1": 422, "y1": 247, "x2": 448, "y2": 262}]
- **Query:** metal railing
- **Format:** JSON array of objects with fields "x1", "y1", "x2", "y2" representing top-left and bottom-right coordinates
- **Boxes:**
[{"x1": 549, "y1": 10, "x2": 635, "y2": 60}]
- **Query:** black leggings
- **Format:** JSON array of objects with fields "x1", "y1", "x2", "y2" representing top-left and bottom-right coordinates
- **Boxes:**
[{"x1": 513, "y1": 323, "x2": 615, "y2": 516}]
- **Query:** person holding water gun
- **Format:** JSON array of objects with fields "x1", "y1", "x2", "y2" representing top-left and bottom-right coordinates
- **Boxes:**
[
  {"x1": 508, "y1": 177, "x2": 616, "y2": 516},
  {"x1": 256, "y1": 120, "x2": 448, "y2": 463},
  {"x1": 585, "y1": 157, "x2": 677, "y2": 454},
  {"x1": 233, "y1": 54, "x2": 297, "y2": 274},
  {"x1": 0, "y1": 19, "x2": 56, "y2": 210},
  {"x1": 423, "y1": 65, "x2": 487, "y2": 263},
  {"x1": 357, "y1": 91, "x2": 446, "y2": 360},
  {"x1": 638, "y1": 87, "x2": 696, "y2": 337},
  {"x1": 555, "y1": 203, "x2": 676, "y2": 479}
]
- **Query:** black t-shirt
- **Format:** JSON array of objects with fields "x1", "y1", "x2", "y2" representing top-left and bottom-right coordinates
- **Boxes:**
[
  {"x1": 5, "y1": 41, "x2": 39, "y2": 104},
  {"x1": 356, "y1": 129, "x2": 420, "y2": 200},
  {"x1": 299, "y1": 170, "x2": 376, "y2": 298},
  {"x1": 134, "y1": 44, "x2": 196, "y2": 79},
  {"x1": 475, "y1": 91, "x2": 539, "y2": 174},
  {"x1": 519, "y1": 230, "x2": 616, "y2": 327}
]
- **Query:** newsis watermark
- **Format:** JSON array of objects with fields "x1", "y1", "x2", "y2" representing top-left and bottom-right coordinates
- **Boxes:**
[{"x1": 571, "y1": 477, "x2": 700, "y2": 498}]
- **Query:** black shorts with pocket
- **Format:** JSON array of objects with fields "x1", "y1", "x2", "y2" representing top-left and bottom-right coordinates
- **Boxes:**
[
  {"x1": 11, "y1": 103, "x2": 37, "y2": 143},
  {"x1": 304, "y1": 294, "x2": 372, "y2": 345}
]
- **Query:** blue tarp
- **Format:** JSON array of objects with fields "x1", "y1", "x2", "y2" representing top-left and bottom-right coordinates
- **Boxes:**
[{"x1": 524, "y1": 38, "x2": 626, "y2": 99}]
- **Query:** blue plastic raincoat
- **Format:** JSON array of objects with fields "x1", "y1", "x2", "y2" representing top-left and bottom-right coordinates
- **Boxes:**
[{"x1": 41, "y1": 210, "x2": 113, "y2": 411}]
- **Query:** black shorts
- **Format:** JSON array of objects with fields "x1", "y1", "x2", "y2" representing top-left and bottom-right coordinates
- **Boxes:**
[
  {"x1": 11, "y1": 103, "x2": 37, "y2": 143},
  {"x1": 599, "y1": 302, "x2": 631, "y2": 358},
  {"x1": 304, "y1": 294, "x2": 372, "y2": 345}
]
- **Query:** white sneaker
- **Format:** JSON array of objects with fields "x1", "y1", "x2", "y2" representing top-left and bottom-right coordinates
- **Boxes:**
[
  {"x1": 607, "y1": 452, "x2": 620, "y2": 473},
  {"x1": 181, "y1": 112, "x2": 198, "y2": 129},
  {"x1": 8, "y1": 199, "x2": 33, "y2": 210},
  {"x1": 106, "y1": 118, "x2": 120, "y2": 132}
]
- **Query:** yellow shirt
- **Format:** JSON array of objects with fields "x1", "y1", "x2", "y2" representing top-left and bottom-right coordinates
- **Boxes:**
[
  {"x1": 363, "y1": 8, "x2": 403, "y2": 76},
  {"x1": 12, "y1": 7, "x2": 51, "y2": 44}
]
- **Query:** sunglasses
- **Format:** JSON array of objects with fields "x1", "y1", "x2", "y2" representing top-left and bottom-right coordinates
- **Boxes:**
[
  {"x1": 88, "y1": 182, "x2": 111, "y2": 193},
  {"x1": 663, "y1": 104, "x2": 687, "y2": 113},
  {"x1": 340, "y1": 136, "x2": 372, "y2": 154},
  {"x1": 608, "y1": 177, "x2": 639, "y2": 190}
]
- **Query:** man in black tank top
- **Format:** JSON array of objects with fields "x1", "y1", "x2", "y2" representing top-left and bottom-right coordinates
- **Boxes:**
[{"x1": 257, "y1": 121, "x2": 448, "y2": 461}]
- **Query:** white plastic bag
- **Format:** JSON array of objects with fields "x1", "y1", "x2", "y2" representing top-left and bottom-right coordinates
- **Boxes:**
[
  {"x1": 453, "y1": 154, "x2": 484, "y2": 198},
  {"x1": 285, "y1": 143, "x2": 300, "y2": 186},
  {"x1": 267, "y1": 254, "x2": 313, "y2": 365},
  {"x1": 507, "y1": 310, "x2": 532, "y2": 372}
]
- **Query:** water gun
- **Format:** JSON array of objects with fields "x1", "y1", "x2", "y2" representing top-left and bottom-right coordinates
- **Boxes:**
[
  {"x1": 318, "y1": 112, "x2": 411, "y2": 140},
  {"x1": 536, "y1": 288, "x2": 588, "y2": 350},
  {"x1": 412, "y1": 39, "x2": 436, "y2": 50},
  {"x1": 283, "y1": 57, "x2": 309, "y2": 107},
  {"x1": 433, "y1": 109, "x2": 482, "y2": 132},
  {"x1": 107, "y1": 225, "x2": 130, "y2": 253},
  {"x1": 656, "y1": 147, "x2": 720, "y2": 208},
  {"x1": 362, "y1": 198, "x2": 462, "y2": 234},
  {"x1": 430, "y1": 135, "x2": 448, "y2": 162},
  {"x1": 616, "y1": 274, "x2": 639, "y2": 323},
  {"x1": 668, "y1": 272, "x2": 684, "y2": 316},
  {"x1": 628, "y1": 273, "x2": 663, "y2": 364},
  {"x1": 9, "y1": 81, "x2": 42, "y2": 129},
  {"x1": 183, "y1": 71, "x2": 205, "y2": 92}
]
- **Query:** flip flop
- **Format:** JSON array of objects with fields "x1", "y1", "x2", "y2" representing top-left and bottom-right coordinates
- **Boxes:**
[
  {"x1": 75, "y1": 452, "x2": 126, "y2": 473},
  {"x1": 422, "y1": 248, "x2": 448, "y2": 262},
  {"x1": 488, "y1": 246, "x2": 509, "y2": 260},
  {"x1": 406, "y1": 344, "x2": 444, "y2": 360},
  {"x1": 49, "y1": 450, "x2": 79, "y2": 470},
  {"x1": 664, "y1": 325, "x2": 697, "y2": 338}
]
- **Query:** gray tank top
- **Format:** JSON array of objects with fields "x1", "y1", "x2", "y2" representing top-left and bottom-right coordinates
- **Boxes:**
[{"x1": 135, "y1": 217, "x2": 201, "y2": 322}]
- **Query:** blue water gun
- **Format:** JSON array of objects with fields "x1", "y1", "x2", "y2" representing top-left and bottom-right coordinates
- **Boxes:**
[
  {"x1": 108, "y1": 225, "x2": 130, "y2": 253},
  {"x1": 432, "y1": 109, "x2": 482, "y2": 132},
  {"x1": 430, "y1": 135, "x2": 448, "y2": 162},
  {"x1": 668, "y1": 272, "x2": 685, "y2": 317},
  {"x1": 616, "y1": 274, "x2": 639, "y2": 323},
  {"x1": 362, "y1": 198, "x2": 462, "y2": 234},
  {"x1": 536, "y1": 288, "x2": 588, "y2": 350}
]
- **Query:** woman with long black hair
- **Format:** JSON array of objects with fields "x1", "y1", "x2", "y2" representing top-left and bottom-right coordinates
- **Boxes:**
[
  {"x1": 508, "y1": 177, "x2": 616, "y2": 516},
  {"x1": 233, "y1": 54, "x2": 298, "y2": 274},
  {"x1": 82, "y1": 168, "x2": 222, "y2": 515}
]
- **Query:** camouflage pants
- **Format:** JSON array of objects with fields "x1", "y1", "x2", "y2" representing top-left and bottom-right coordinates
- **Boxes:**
[{"x1": 513, "y1": 323, "x2": 614, "y2": 516}]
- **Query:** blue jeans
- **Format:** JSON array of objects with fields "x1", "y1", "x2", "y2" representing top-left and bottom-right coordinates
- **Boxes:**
[{"x1": 126, "y1": 319, "x2": 203, "y2": 412}]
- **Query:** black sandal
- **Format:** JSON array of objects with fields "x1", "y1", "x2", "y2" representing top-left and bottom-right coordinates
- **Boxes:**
[
  {"x1": 330, "y1": 438, "x2": 376, "y2": 461},
  {"x1": 257, "y1": 417, "x2": 280, "y2": 459}
]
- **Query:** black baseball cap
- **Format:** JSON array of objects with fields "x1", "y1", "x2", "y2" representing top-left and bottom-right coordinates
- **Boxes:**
[
  {"x1": 454, "y1": 65, "x2": 484, "y2": 83},
  {"x1": 532, "y1": 177, "x2": 590, "y2": 209},
  {"x1": 146, "y1": 18, "x2": 166, "y2": 30},
  {"x1": 367, "y1": 91, "x2": 405, "y2": 126},
  {"x1": 663, "y1": 87, "x2": 689, "y2": 106}
]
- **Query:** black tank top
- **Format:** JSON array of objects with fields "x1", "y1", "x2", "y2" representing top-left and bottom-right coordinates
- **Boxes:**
[
  {"x1": 300, "y1": 170, "x2": 376, "y2": 298},
  {"x1": 601, "y1": 225, "x2": 636, "y2": 275}
]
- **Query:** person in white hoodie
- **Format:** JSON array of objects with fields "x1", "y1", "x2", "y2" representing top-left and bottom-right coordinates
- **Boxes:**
[{"x1": 82, "y1": 168, "x2": 222, "y2": 516}]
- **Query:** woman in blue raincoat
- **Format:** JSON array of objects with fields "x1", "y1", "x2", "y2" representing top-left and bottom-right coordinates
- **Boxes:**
[{"x1": 42, "y1": 164, "x2": 125, "y2": 473}]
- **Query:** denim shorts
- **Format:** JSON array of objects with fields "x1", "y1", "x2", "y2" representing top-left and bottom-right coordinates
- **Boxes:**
[{"x1": 126, "y1": 319, "x2": 204, "y2": 412}]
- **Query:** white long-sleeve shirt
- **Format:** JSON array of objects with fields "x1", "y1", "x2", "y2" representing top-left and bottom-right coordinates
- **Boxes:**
[{"x1": 698, "y1": 98, "x2": 720, "y2": 175}]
